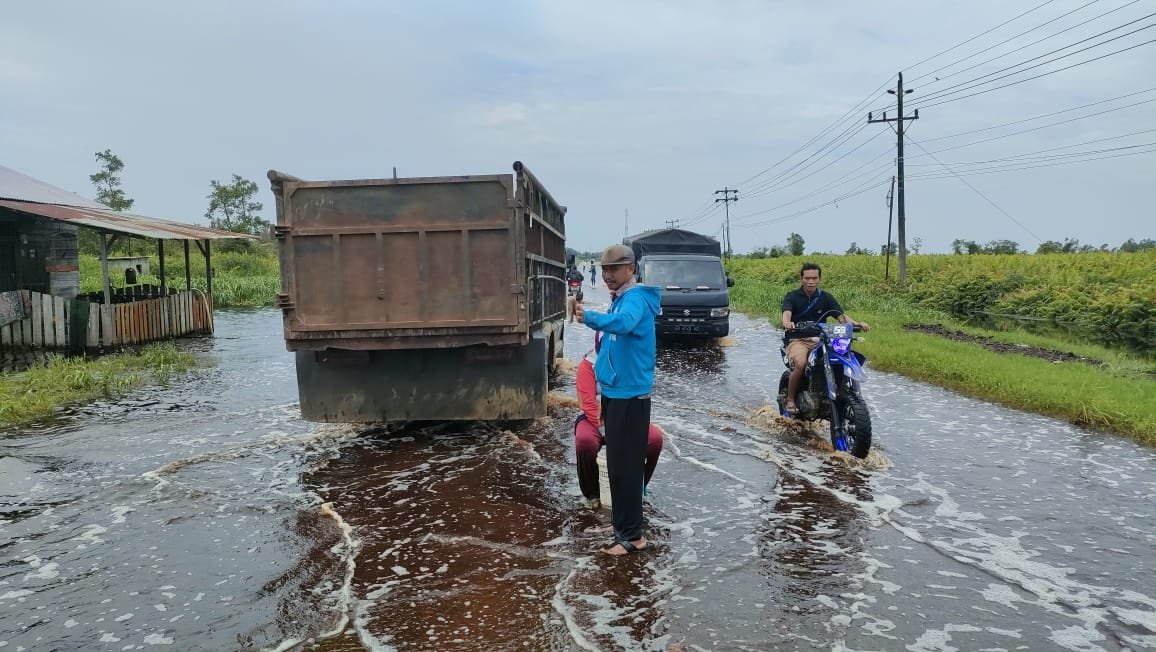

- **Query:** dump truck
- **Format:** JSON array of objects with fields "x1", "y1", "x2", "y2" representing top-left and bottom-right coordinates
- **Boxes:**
[
  {"x1": 268, "y1": 161, "x2": 568, "y2": 423},
  {"x1": 624, "y1": 228, "x2": 733, "y2": 337}
]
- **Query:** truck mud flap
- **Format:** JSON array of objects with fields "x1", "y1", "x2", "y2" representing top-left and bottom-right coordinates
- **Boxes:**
[{"x1": 294, "y1": 339, "x2": 548, "y2": 423}]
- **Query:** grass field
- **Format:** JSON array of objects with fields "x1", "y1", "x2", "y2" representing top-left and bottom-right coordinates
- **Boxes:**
[{"x1": 727, "y1": 253, "x2": 1156, "y2": 444}]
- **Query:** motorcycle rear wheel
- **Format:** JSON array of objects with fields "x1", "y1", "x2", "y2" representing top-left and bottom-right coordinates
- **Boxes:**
[{"x1": 831, "y1": 394, "x2": 872, "y2": 458}]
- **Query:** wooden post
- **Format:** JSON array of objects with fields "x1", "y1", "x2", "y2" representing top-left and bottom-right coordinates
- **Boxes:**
[
  {"x1": 183, "y1": 240, "x2": 192, "y2": 291},
  {"x1": 158, "y1": 239, "x2": 167, "y2": 296},
  {"x1": 204, "y1": 240, "x2": 213, "y2": 298},
  {"x1": 99, "y1": 231, "x2": 111, "y2": 305}
]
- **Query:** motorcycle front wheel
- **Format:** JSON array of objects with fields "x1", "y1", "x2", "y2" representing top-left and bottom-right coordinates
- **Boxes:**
[{"x1": 831, "y1": 394, "x2": 872, "y2": 458}]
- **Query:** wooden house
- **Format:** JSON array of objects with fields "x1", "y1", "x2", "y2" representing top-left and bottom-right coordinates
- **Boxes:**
[{"x1": 0, "y1": 164, "x2": 250, "y2": 353}]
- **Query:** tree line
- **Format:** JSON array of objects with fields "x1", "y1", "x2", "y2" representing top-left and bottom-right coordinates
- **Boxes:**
[
  {"x1": 950, "y1": 237, "x2": 1156, "y2": 255},
  {"x1": 81, "y1": 149, "x2": 268, "y2": 255}
]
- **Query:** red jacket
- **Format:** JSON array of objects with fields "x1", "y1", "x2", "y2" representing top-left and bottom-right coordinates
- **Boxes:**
[{"x1": 576, "y1": 354, "x2": 601, "y2": 429}]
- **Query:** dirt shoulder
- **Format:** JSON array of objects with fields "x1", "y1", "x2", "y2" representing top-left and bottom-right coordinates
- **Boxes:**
[{"x1": 902, "y1": 323, "x2": 1100, "y2": 366}]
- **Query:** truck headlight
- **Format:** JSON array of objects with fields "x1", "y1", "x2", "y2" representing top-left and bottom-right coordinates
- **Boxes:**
[{"x1": 710, "y1": 308, "x2": 729, "y2": 317}]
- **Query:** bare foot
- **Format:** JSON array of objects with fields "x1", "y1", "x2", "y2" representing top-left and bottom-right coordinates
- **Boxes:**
[{"x1": 601, "y1": 537, "x2": 647, "y2": 556}]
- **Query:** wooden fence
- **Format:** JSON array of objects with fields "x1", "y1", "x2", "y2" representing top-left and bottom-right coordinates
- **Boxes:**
[{"x1": 0, "y1": 290, "x2": 212, "y2": 352}]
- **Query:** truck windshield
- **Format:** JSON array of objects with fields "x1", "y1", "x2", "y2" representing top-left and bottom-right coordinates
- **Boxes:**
[{"x1": 644, "y1": 259, "x2": 726, "y2": 289}]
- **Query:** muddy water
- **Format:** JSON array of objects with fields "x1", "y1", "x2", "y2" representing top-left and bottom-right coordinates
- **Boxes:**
[{"x1": 2, "y1": 293, "x2": 1154, "y2": 651}]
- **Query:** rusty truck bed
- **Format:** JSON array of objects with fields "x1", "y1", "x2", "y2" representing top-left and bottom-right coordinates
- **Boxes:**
[{"x1": 268, "y1": 162, "x2": 566, "y2": 352}]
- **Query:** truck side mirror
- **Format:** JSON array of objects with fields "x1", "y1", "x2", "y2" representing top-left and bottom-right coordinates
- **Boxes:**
[{"x1": 726, "y1": 276, "x2": 735, "y2": 288}]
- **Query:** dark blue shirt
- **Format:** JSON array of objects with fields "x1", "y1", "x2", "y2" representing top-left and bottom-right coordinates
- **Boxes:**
[{"x1": 781, "y1": 288, "x2": 843, "y2": 340}]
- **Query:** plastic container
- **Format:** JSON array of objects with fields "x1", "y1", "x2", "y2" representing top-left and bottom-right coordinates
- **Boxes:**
[{"x1": 596, "y1": 449, "x2": 612, "y2": 508}]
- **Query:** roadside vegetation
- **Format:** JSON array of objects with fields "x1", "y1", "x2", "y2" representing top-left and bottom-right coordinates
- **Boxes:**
[
  {"x1": 727, "y1": 252, "x2": 1156, "y2": 445},
  {"x1": 79, "y1": 243, "x2": 281, "y2": 308},
  {"x1": 0, "y1": 343, "x2": 196, "y2": 428}
]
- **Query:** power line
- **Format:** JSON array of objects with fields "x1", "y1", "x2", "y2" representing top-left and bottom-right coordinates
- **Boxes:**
[
  {"x1": 864, "y1": 9, "x2": 1154, "y2": 119},
  {"x1": 914, "y1": 36, "x2": 1156, "y2": 110},
  {"x1": 912, "y1": 15, "x2": 1156, "y2": 107},
  {"x1": 903, "y1": 0, "x2": 1062, "y2": 73},
  {"x1": 733, "y1": 176, "x2": 893, "y2": 230},
  {"x1": 905, "y1": 135, "x2": 1043, "y2": 243},
  {"x1": 734, "y1": 80, "x2": 892, "y2": 188},
  {"x1": 910, "y1": 0, "x2": 1131, "y2": 87},
  {"x1": 917, "y1": 88, "x2": 1156, "y2": 144},
  {"x1": 907, "y1": 139, "x2": 1156, "y2": 168},
  {"x1": 906, "y1": 144, "x2": 1156, "y2": 180},
  {"x1": 741, "y1": 120, "x2": 874, "y2": 197},
  {"x1": 742, "y1": 124, "x2": 879, "y2": 199},
  {"x1": 901, "y1": 96, "x2": 1156, "y2": 158},
  {"x1": 730, "y1": 159, "x2": 895, "y2": 225}
]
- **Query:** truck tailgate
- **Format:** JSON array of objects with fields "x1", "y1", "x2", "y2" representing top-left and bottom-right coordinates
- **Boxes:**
[{"x1": 271, "y1": 173, "x2": 526, "y2": 349}]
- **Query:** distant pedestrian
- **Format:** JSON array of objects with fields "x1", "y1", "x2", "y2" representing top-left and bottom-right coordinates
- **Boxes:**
[
  {"x1": 572, "y1": 244, "x2": 661, "y2": 556},
  {"x1": 589, "y1": 262, "x2": 597, "y2": 287}
]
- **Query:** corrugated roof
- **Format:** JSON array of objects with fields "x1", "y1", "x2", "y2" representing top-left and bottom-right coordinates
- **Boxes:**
[
  {"x1": 0, "y1": 164, "x2": 108, "y2": 208},
  {"x1": 0, "y1": 164, "x2": 251, "y2": 240},
  {"x1": 0, "y1": 200, "x2": 249, "y2": 240}
]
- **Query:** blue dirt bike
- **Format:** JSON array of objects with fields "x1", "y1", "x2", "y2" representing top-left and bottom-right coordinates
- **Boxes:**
[{"x1": 776, "y1": 315, "x2": 873, "y2": 458}]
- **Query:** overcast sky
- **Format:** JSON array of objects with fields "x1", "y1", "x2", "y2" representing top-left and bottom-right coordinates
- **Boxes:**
[{"x1": 1, "y1": 0, "x2": 1153, "y2": 254}]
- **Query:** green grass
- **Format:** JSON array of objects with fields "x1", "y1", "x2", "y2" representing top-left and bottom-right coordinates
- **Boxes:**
[
  {"x1": 0, "y1": 343, "x2": 197, "y2": 428},
  {"x1": 728, "y1": 255, "x2": 1156, "y2": 445},
  {"x1": 79, "y1": 243, "x2": 281, "y2": 308}
]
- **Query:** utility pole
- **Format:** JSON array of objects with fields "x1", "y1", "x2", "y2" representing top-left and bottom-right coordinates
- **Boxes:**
[
  {"x1": 714, "y1": 187, "x2": 738, "y2": 258},
  {"x1": 624, "y1": 208, "x2": 629, "y2": 239},
  {"x1": 868, "y1": 72, "x2": 918, "y2": 285},
  {"x1": 665, "y1": 219, "x2": 680, "y2": 230},
  {"x1": 884, "y1": 175, "x2": 895, "y2": 282}
]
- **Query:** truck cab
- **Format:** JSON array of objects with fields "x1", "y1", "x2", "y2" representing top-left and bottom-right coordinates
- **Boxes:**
[{"x1": 624, "y1": 229, "x2": 733, "y2": 338}]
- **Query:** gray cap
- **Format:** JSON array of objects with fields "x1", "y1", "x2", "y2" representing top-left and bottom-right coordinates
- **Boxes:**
[{"x1": 600, "y1": 244, "x2": 635, "y2": 266}]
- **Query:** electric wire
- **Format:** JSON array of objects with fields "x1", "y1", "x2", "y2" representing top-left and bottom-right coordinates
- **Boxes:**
[
  {"x1": 742, "y1": 123, "x2": 877, "y2": 199},
  {"x1": 905, "y1": 97, "x2": 1156, "y2": 159},
  {"x1": 916, "y1": 88, "x2": 1156, "y2": 144},
  {"x1": 914, "y1": 36, "x2": 1156, "y2": 110},
  {"x1": 909, "y1": 0, "x2": 1135, "y2": 87},
  {"x1": 905, "y1": 135, "x2": 1043, "y2": 242},
  {"x1": 733, "y1": 177, "x2": 893, "y2": 230},
  {"x1": 902, "y1": 0, "x2": 1062, "y2": 73},
  {"x1": 907, "y1": 145, "x2": 1156, "y2": 180},
  {"x1": 911, "y1": 15, "x2": 1156, "y2": 107}
]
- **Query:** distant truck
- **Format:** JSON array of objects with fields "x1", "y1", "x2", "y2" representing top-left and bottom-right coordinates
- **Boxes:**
[
  {"x1": 268, "y1": 161, "x2": 568, "y2": 423},
  {"x1": 623, "y1": 229, "x2": 733, "y2": 337}
]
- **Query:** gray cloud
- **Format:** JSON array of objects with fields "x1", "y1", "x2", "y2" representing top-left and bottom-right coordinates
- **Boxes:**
[{"x1": 1, "y1": 0, "x2": 1152, "y2": 253}]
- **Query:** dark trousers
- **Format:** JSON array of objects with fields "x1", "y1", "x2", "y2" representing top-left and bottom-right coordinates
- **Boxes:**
[
  {"x1": 601, "y1": 395, "x2": 651, "y2": 543},
  {"x1": 575, "y1": 416, "x2": 664, "y2": 502}
]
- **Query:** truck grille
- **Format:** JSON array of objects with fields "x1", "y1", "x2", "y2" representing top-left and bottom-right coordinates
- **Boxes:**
[{"x1": 660, "y1": 307, "x2": 712, "y2": 323}]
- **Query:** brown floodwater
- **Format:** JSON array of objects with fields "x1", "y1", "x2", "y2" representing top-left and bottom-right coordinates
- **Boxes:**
[{"x1": 2, "y1": 294, "x2": 1154, "y2": 651}]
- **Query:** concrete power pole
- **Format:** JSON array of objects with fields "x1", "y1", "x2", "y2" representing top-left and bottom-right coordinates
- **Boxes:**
[
  {"x1": 868, "y1": 72, "x2": 918, "y2": 285},
  {"x1": 714, "y1": 187, "x2": 738, "y2": 258},
  {"x1": 884, "y1": 175, "x2": 896, "y2": 282}
]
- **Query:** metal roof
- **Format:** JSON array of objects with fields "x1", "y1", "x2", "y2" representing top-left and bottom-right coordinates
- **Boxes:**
[
  {"x1": 0, "y1": 200, "x2": 250, "y2": 241},
  {"x1": 0, "y1": 164, "x2": 250, "y2": 240},
  {"x1": 0, "y1": 164, "x2": 108, "y2": 209}
]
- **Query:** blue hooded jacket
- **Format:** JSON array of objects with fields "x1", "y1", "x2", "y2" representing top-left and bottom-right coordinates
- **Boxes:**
[{"x1": 583, "y1": 285, "x2": 662, "y2": 399}]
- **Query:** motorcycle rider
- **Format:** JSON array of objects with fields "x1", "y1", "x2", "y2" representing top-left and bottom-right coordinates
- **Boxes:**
[
  {"x1": 566, "y1": 265, "x2": 585, "y2": 289},
  {"x1": 781, "y1": 263, "x2": 870, "y2": 415}
]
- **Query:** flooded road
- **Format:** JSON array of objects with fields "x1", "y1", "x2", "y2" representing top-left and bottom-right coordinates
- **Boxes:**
[{"x1": 2, "y1": 289, "x2": 1154, "y2": 651}]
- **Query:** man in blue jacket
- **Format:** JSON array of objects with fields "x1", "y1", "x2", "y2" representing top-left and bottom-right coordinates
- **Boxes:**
[{"x1": 573, "y1": 244, "x2": 662, "y2": 556}]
